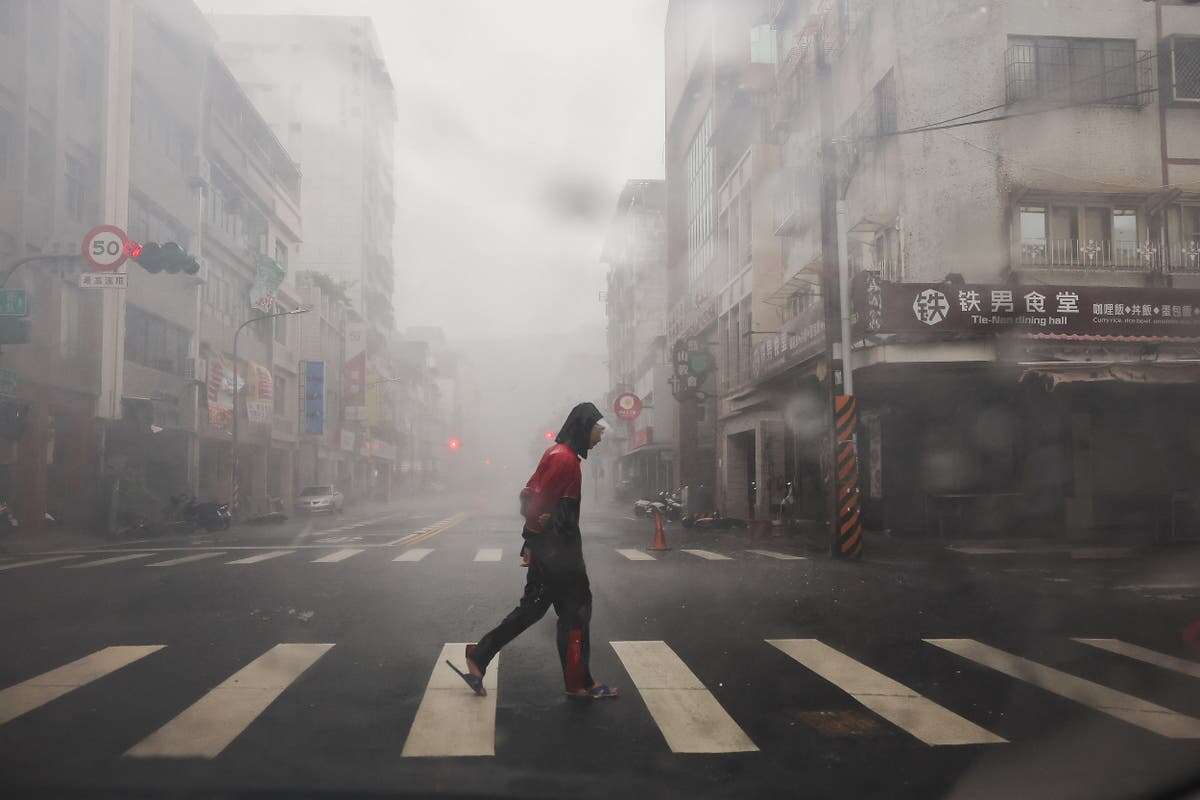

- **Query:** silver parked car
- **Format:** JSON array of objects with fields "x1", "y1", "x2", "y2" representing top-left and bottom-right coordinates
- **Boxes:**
[{"x1": 296, "y1": 485, "x2": 345, "y2": 514}]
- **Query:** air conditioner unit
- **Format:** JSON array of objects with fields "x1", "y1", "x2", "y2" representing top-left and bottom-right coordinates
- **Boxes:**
[
  {"x1": 187, "y1": 155, "x2": 212, "y2": 189},
  {"x1": 184, "y1": 357, "x2": 208, "y2": 383},
  {"x1": 1165, "y1": 35, "x2": 1200, "y2": 104}
]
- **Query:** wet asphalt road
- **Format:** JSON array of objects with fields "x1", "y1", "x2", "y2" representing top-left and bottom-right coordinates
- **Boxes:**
[{"x1": 0, "y1": 496, "x2": 1198, "y2": 799}]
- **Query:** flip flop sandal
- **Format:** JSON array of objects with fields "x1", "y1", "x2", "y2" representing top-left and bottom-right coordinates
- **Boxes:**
[
  {"x1": 446, "y1": 661, "x2": 487, "y2": 696},
  {"x1": 566, "y1": 684, "x2": 620, "y2": 700}
]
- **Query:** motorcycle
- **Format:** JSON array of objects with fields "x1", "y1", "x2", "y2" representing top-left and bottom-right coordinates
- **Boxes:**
[
  {"x1": 169, "y1": 494, "x2": 232, "y2": 533},
  {"x1": 0, "y1": 501, "x2": 18, "y2": 533},
  {"x1": 681, "y1": 509, "x2": 748, "y2": 530}
]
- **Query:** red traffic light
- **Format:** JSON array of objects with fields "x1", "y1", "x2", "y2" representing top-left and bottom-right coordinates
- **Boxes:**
[
  {"x1": 124, "y1": 240, "x2": 143, "y2": 259},
  {"x1": 447, "y1": 437, "x2": 461, "y2": 451},
  {"x1": 544, "y1": 431, "x2": 554, "y2": 441}
]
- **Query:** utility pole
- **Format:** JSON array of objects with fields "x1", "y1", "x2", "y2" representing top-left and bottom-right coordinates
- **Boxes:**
[{"x1": 816, "y1": 26, "x2": 863, "y2": 560}]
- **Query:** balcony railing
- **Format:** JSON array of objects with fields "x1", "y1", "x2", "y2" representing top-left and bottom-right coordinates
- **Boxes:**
[
  {"x1": 1019, "y1": 238, "x2": 1159, "y2": 271},
  {"x1": 1168, "y1": 241, "x2": 1200, "y2": 274},
  {"x1": 1005, "y1": 44, "x2": 1156, "y2": 108}
]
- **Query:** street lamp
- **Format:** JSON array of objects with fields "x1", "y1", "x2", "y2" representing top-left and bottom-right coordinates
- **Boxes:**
[{"x1": 231, "y1": 305, "x2": 310, "y2": 518}]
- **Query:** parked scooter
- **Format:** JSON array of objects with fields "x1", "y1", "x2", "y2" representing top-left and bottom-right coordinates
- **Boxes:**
[
  {"x1": 681, "y1": 509, "x2": 748, "y2": 530},
  {"x1": 168, "y1": 494, "x2": 232, "y2": 533},
  {"x1": 0, "y1": 500, "x2": 18, "y2": 533}
]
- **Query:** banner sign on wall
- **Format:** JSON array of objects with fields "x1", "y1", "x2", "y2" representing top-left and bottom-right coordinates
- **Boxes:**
[
  {"x1": 853, "y1": 273, "x2": 1200, "y2": 341},
  {"x1": 303, "y1": 360, "x2": 325, "y2": 435}
]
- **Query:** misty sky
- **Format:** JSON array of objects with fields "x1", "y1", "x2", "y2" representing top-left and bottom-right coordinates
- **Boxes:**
[{"x1": 200, "y1": 0, "x2": 668, "y2": 342}]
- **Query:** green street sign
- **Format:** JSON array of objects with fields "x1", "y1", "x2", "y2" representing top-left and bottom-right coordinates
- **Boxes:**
[{"x1": 0, "y1": 290, "x2": 27, "y2": 317}]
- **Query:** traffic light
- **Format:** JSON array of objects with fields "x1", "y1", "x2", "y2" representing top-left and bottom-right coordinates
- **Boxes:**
[
  {"x1": 134, "y1": 241, "x2": 201, "y2": 275},
  {"x1": 447, "y1": 437, "x2": 461, "y2": 451},
  {"x1": 543, "y1": 431, "x2": 554, "y2": 441}
]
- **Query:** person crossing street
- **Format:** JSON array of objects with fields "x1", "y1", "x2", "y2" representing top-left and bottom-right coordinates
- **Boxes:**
[{"x1": 449, "y1": 402, "x2": 619, "y2": 700}]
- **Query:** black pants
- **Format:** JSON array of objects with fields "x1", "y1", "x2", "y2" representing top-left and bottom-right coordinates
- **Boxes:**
[{"x1": 471, "y1": 534, "x2": 594, "y2": 693}]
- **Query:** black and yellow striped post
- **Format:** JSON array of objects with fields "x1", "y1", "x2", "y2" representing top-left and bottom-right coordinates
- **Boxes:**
[{"x1": 833, "y1": 394, "x2": 864, "y2": 559}]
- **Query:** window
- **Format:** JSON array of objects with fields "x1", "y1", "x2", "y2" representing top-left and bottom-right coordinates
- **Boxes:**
[
  {"x1": 27, "y1": 129, "x2": 51, "y2": 198},
  {"x1": 1020, "y1": 206, "x2": 1048, "y2": 255},
  {"x1": 0, "y1": 107, "x2": 11, "y2": 184},
  {"x1": 65, "y1": 155, "x2": 87, "y2": 222},
  {"x1": 1170, "y1": 37, "x2": 1200, "y2": 102},
  {"x1": 125, "y1": 305, "x2": 189, "y2": 376},
  {"x1": 274, "y1": 238, "x2": 288, "y2": 269},
  {"x1": 686, "y1": 107, "x2": 713, "y2": 288},
  {"x1": 274, "y1": 374, "x2": 287, "y2": 416},
  {"x1": 1111, "y1": 209, "x2": 1138, "y2": 256},
  {"x1": 1007, "y1": 36, "x2": 1142, "y2": 106}
]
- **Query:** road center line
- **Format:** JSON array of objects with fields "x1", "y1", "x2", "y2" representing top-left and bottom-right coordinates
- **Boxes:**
[{"x1": 67, "y1": 553, "x2": 155, "y2": 568}]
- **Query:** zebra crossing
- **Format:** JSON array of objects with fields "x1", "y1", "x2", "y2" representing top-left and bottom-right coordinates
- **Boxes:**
[
  {"x1": 1, "y1": 637, "x2": 1196, "y2": 761},
  {"x1": 0, "y1": 545, "x2": 816, "y2": 572}
]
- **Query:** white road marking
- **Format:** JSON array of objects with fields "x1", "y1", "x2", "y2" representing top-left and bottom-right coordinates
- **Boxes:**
[
  {"x1": 0, "y1": 646, "x2": 165, "y2": 726},
  {"x1": 746, "y1": 549, "x2": 807, "y2": 561},
  {"x1": 385, "y1": 534, "x2": 420, "y2": 546},
  {"x1": 616, "y1": 549, "x2": 656, "y2": 561},
  {"x1": 226, "y1": 550, "x2": 295, "y2": 565},
  {"x1": 126, "y1": 643, "x2": 334, "y2": 759},
  {"x1": 474, "y1": 548, "x2": 502, "y2": 562},
  {"x1": 946, "y1": 546, "x2": 1062, "y2": 555},
  {"x1": 394, "y1": 548, "x2": 434, "y2": 562},
  {"x1": 768, "y1": 639, "x2": 1005, "y2": 745},
  {"x1": 926, "y1": 638, "x2": 1200, "y2": 738},
  {"x1": 316, "y1": 536, "x2": 350, "y2": 544},
  {"x1": 67, "y1": 553, "x2": 155, "y2": 569},
  {"x1": 146, "y1": 552, "x2": 227, "y2": 567},
  {"x1": 610, "y1": 640, "x2": 758, "y2": 753},
  {"x1": 681, "y1": 549, "x2": 732, "y2": 561},
  {"x1": 311, "y1": 549, "x2": 365, "y2": 563},
  {"x1": 0, "y1": 555, "x2": 85, "y2": 571},
  {"x1": 402, "y1": 643, "x2": 498, "y2": 757},
  {"x1": 1074, "y1": 638, "x2": 1200, "y2": 680},
  {"x1": 1116, "y1": 583, "x2": 1200, "y2": 592}
]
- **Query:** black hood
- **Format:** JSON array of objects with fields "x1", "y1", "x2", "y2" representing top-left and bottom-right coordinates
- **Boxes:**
[{"x1": 555, "y1": 402, "x2": 604, "y2": 459}]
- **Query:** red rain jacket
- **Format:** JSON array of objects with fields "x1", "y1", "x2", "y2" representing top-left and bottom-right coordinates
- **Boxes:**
[{"x1": 520, "y1": 443, "x2": 581, "y2": 533}]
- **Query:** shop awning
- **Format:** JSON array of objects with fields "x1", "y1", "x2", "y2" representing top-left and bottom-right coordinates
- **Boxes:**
[{"x1": 1020, "y1": 362, "x2": 1200, "y2": 390}]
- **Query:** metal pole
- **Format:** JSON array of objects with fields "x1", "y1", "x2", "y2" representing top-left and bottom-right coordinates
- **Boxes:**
[
  {"x1": 836, "y1": 201, "x2": 854, "y2": 397},
  {"x1": 230, "y1": 307, "x2": 310, "y2": 519}
]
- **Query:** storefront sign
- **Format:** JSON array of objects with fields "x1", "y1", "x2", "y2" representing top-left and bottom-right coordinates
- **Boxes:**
[
  {"x1": 343, "y1": 321, "x2": 367, "y2": 419},
  {"x1": 246, "y1": 400, "x2": 271, "y2": 425},
  {"x1": 613, "y1": 392, "x2": 642, "y2": 421},
  {"x1": 670, "y1": 337, "x2": 714, "y2": 400},
  {"x1": 853, "y1": 273, "x2": 1200, "y2": 340},
  {"x1": 302, "y1": 360, "x2": 325, "y2": 435},
  {"x1": 751, "y1": 305, "x2": 827, "y2": 381}
]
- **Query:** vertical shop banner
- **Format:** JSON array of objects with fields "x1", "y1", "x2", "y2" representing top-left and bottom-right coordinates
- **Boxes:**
[
  {"x1": 303, "y1": 360, "x2": 326, "y2": 435},
  {"x1": 343, "y1": 321, "x2": 367, "y2": 422},
  {"x1": 206, "y1": 352, "x2": 234, "y2": 431},
  {"x1": 245, "y1": 361, "x2": 274, "y2": 425}
]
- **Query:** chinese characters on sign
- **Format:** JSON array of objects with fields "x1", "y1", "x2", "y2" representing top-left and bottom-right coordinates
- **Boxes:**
[
  {"x1": 670, "y1": 337, "x2": 713, "y2": 400},
  {"x1": 751, "y1": 305, "x2": 827, "y2": 381},
  {"x1": 79, "y1": 273, "x2": 128, "y2": 289},
  {"x1": 852, "y1": 275, "x2": 1200, "y2": 340}
]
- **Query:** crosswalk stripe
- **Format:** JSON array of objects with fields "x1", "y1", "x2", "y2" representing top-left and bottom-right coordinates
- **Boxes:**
[
  {"x1": 0, "y1": 554, "x2": 85, "y2": 571},
  {"x1": 146, "y1": 552, "x2": 226, "y2": 567},
  {"x1": 394, "y1": 548, "x2": 434, "y2": 562},
  {"x1": 0, "y1": 646, "x2": 165, "y2": 726},
  {"x1": 746, "y1": 549, "x2": 807, "y2": 561},
  {"x1": 1073, "y1": 638, "x2": 1200, "y2": 680},
  {"x1": 767, "y1": 639, "x2": 1005, "y2": 745},
  {"x1": 611, "y1": 641, "x2": 758, "y2": 753},
  {"x1": 926, "y1": 638, "x2": 1200, "y2": 738},
  {"x1": 474, "y1": 548, "x2": 502, "y2": 562},
  {"x1": 311, "y1": 549, "x2": 364, "y2": 563},
  {"x1": 316, "y1": 536, "x2": 349, "y2": 543},
  {"x1": 67, "y1": 553, "x2": 155, "y2": 569},
  {"x1": 681, "y1": 549, "x2": 732, "y2": 561},
  {"x1": 126, "y1": 643, "x2": 334, "y2": 759},
  {"x1": 616, "y1": 549, "x2": 656, "y2": 561},
  {"x1": 226, "y1": 550, "x2": 295, "y2": 565},
  {"x1": 402, "y1": 643, "x2": 498, "y2": 757}
]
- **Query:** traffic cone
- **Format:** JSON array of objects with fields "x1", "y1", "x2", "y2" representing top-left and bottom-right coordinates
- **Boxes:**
[{"x1": 648, "y1": 510, "x2": 670, "y2": 551}]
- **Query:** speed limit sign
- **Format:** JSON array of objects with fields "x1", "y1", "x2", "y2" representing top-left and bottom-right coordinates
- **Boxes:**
[{"x1": 81, "y1": 225, "x2": 129, "y2": 272}]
